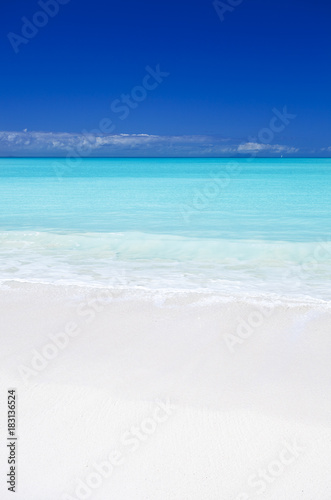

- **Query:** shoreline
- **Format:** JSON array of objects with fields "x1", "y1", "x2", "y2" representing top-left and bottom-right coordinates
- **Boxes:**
[{"x1": 1, "y1": 279, "x2": 330, "y2": 308}]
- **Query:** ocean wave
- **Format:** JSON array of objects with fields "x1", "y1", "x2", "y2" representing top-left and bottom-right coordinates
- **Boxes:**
[{"x1": 0, "y1": 230, "x2": 330, "y2": 301}]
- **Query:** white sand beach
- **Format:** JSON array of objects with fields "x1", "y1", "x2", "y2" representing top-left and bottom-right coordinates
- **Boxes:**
[{"x1": 0, "y1": 282, "x2": 330, "y2": 499}]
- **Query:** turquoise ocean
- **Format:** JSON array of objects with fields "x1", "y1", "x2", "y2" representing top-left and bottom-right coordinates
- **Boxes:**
[{"x1": 0, "y1": 158, "x2": 330, "y2": 301}]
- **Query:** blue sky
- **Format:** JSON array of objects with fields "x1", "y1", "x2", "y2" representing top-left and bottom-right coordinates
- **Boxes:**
[{"x1": 0, "y1": 0, "x2": 330, "y2": 157}]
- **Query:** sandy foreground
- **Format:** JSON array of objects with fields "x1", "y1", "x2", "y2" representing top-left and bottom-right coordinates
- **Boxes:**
[{"x1": 0, "y1": 282, "x2": 330, "y2": 499}]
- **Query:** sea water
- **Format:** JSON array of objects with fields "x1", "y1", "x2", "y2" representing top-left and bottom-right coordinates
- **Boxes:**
[{"x1": 0, "y1": 158, "x2": 330, "y2": 300}]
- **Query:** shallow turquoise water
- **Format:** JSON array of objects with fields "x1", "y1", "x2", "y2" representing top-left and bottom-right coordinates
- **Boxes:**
[{"x1": 0, "y1": 158, "x2": 330, "y2": 299}]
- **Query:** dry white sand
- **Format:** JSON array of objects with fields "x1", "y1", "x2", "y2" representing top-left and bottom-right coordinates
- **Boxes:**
[{"x1": 0, "y1": 282, "x2": 330, "y2": 499}]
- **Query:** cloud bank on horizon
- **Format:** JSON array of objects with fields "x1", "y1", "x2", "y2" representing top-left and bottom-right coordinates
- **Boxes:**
[{"x1": 0, "y1": 130, "x2": 310, "y2": 157}]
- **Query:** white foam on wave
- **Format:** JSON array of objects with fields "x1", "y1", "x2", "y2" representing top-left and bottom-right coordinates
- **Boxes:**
[{"x1": 1, "y1": 230, "x2": 330, "y2": 303}]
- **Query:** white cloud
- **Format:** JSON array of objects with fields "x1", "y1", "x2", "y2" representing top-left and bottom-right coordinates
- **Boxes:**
[
  {"x1": 0, "y1": 130, "x2": 299, "y2": 157},
  {"x1": 238, "y1": 142, "x2": 299, "y2": 154}
]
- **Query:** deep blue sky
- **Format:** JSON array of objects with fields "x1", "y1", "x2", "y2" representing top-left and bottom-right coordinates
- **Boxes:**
[{"x1": 0, "y1": 0, "x2": 330, "y2": 156}]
